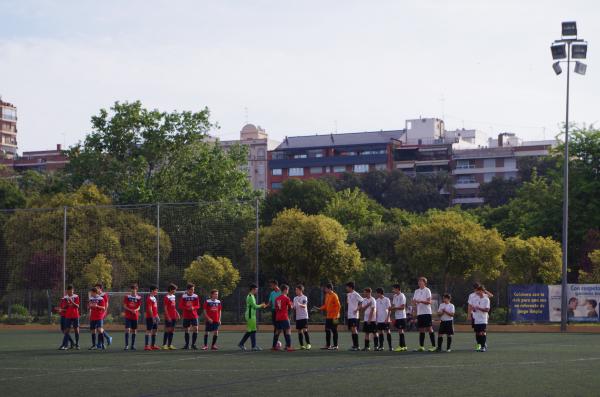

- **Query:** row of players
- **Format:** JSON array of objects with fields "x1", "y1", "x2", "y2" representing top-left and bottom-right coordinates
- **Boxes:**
[{"x1": 57, "y1": 277, "x2": 492, "y2": 352}]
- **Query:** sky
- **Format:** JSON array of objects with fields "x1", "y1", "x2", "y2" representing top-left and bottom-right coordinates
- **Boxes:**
[{"x1": 1, "y1": 0, "x2": 598, "y2": 152}]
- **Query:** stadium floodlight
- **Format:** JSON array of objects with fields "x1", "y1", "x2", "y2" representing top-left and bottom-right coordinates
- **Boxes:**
[
  {"x1": 574, "y1": 61, "x2": 587, "y2": 75},
  {"x1": 551, "y1": 42, "x2": 567, "y2": 60},
  {"x1": 571, "y1": 42, "x2": 588, "y2": 59},
  {"x1": 552, "y1": 62, "x2": 563, "y2": 75},
  {"x1": 562, "y1": 21, "x2": 577, "y2": 37}
]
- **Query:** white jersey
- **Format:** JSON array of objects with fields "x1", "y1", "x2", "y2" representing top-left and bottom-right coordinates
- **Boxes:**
[
  {"x1": 392, "y1": 293, "x2": 406, "y2": 319},
  {"x1": 362, "y1": 296, "x2": 376, "y2": 322},
  {"x1": 472, "y1": 295, "x2": 490, "y2": 325},
  {"x1": 293, "y1": 295, "x2": 309, "y2": 320},
  {"x1": 375, "y1": 296, "x2": 391, "y2": 323},
  {"x1": 346, "y1": 290, "x2": 364, "y2": 319},
  {"x1": 413, "y1": 287, "x2": 432, "y2": 315},
  {"x1": 438, "y1": 302, "x2": 455, "y2": 321},
  {"x1": 468, "y1": 292, "x2": 477, "y2": 311}
]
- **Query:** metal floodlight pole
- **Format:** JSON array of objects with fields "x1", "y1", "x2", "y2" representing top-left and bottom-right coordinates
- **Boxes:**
[
  {"x1": 255, "y1": 197, "x2": 260, "y2": 293},
  {"x1": 156, "y1": 203, "x2": 161, "y2": 288},
  {"x1": 62, "y1": 206, "x2": 67, "y2": 294},
  {"x1": 560, "y1": 42, "x2": 571, "y2": 333}
]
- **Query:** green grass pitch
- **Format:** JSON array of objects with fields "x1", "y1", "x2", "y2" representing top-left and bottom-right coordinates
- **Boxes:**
[{"x1": 1, "y1": 330, "x2": 599, "y2": 396}]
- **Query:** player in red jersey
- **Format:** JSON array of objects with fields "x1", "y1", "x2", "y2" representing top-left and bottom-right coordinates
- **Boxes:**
[
  {"x1": 202, "y1": 289, "x2": 222, "y2": 350},
  {"x1": 162, "y1": 284, "x2": 179, "y2": 350},
  {"x1": 123, "y1": 283, "x2": 142, "y2": 350},
  {"x1": 59, "y1": 285, "x2": 80, "y2": 350},
  {"x1": 179, "y1": 283, "x2": 201, "y2": 350},
  {"x1": 272, "y1": 284, "x2": 294, "y2": 352},
  {"x1": 95, "y1": 283, "x2": 113, "y2": 346},
  {"x1": 88, "y1": 287, "x2": 106, "y2": 350},
  {"x1": 144, "y1": 285, "x2": 160, "y2": 351}
]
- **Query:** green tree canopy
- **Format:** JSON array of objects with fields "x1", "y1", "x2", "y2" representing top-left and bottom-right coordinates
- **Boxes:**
[
  {"x1": 246, "y1": 208, "x2": 362, "y2": 286},
  {"x1": 503, "y1": 236, "x2": 562, "y2": 284},
  {"x1": 323, "y1": 188, "x2": 383, "y2": 232},
  {"x1": 395, "y1": 209, "x2": 505, "y2": 291},
  {"x1": 81, "y1": 254, "x2": 113, "y2": 289},
  {"x1": 579, "y1": 250, "x2": 600, "y2": 283},
  {"x1": 184, "y1": 254, "x2": 240, "y2": 297}
]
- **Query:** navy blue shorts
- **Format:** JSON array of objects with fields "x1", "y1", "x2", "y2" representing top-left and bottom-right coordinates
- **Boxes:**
[
  {"x1": 60, "y1": 317, "x2": 66, "y2": 331},
  {"x1": 183, "y1": 318, "x2": 199, "y2": 328},
  {"x1": 205, "y1": 322, "x2": 220, "y2": 332},
  {"x1": 347, "y1": 318, "x2": 360, "y2": 329},
  {"x1": 164, "y1": 319, "x2": 177, "y2": 328},
  {"x1": 89, "y1": 319, "x2": 104, "y2": 330},
  {"x1": 64, "y1": 318, "x2": 79, "y2": 329},
  {"x1": 125, "y1": 319, "x2": 138, "y2": 329},
  {"x1": 276, "y1": 320, "x2": 290, "y2": 330},
  {"x1": 146, "y1": 317, "x2": 159, "y2": 330}
]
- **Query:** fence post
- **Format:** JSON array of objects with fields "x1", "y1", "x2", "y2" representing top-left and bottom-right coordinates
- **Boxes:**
[
  {"x1": 156, "y1": 203, "x2": 160, "y2": 288},
  {"x1": 46, "y1": 289, "x2": 52, "y2": 323},
  {"x1": 62, "y1": 206, "x2": 67, "y2": 294}
]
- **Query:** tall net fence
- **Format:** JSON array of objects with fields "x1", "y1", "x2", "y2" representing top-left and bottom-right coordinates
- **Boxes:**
[{"x1": 0, "y1": 201, "x2": 260, "y2": 324}]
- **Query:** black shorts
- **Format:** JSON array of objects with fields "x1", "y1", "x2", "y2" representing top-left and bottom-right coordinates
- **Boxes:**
[
  {"x1": 438, "y1": 320, "x2": 454, "y2": 335},
  {"x1": 146, "y1": 317, "x2": 158, "y2": 330},
  {"x1": 474, "y1": 323, "x2": 487, "y2": 333},
  {"x1": 182, "y1": 318, "x2": 198, "y2": 328},
  {"x1": 362, "y1": 321, "x2": 376, "y2": 333},
  {"x1": 417, "y1": 314, "x2": 432, "y2": 328},
  {"x1": 276, "y1": 320, "x2": 290, "y2": 330},
  {"x1": 296, "y1": 319, "x2": 308, "y2": 330},
  {"x1": 347, "y1": 318, "x2": 360, "y2": 329},
  {"x1": 325, "y1": 318, "x2": 338, "y2": 330},
  {"x1": 205, "y1": 322, "x2": 220, "y2": 332},
  {"x1": 394, "y1": 319, "x2": 407, "y2": 330},
  {"x1": 125, "y1": 319, "x2": 138, "y2": 330},
  {"x1": 164, "y1": 319, "x2": 176, "y2": 328},
  {"x1": 376, "y1": 322, "x2": 390, "y2": 331}
]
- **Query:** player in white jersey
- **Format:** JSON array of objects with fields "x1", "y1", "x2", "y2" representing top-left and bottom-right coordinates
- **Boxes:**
[
  {"x1": 467, "y1": 283, "x2": 494, "y2": 349},
  {"x1": 436, "y1": 293, "x2": 455, "y2": 352},
  {"x1": 375, "y1": 288, "x2": 392, "y2": 351},
  {"x1": 345, "y1": 281, "x2": 363, "y2": 351},
  {"x1": 390, "y1": 284, "x2": 408, "y2": 351},
  {"x1": 293, "y1": 285, "x2": 311, "y2": 350},
  {"x1": 412, "y1": 276, "x2": 436, "y2": 352},
  {"x1": 472, "y1": 286, "x2": 490, "y2": 352},
  {"x1": 360, "y1": 288, "x2": 377, "y2": 351}
]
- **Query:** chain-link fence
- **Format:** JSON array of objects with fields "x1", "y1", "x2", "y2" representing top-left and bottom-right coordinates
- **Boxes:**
[{"x1": 0, "y1": 200, "x2": 260, "y2": 324}]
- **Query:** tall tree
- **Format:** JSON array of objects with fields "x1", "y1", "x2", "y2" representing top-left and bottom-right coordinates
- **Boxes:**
[
  {"x1": 503, "y1": 236, "x2": 562, "y2": 284},
  {"x1": 323, "y1": 188, "x2": 384, "y2": 232}
]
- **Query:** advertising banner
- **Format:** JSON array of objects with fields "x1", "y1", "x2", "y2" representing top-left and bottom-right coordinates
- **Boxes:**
[{"x1": 508, "y1": 284, "x2": 549, "y2": 322}]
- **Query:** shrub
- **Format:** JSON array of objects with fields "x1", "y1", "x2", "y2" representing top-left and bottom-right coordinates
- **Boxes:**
[
  {"x1": 454, "y1": 307, "x2": 467, "y2": 323},
  {"x1": 490, "y1": 307, "x2": 508, "y2": 324},
  {"x1": 9, "y1": 304, "x2": 29, "y2": 316}
]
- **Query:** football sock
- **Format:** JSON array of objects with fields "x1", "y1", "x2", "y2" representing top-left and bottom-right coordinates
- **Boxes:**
[
  {"x1": 163, "y1": 333, "x2": 168, "y2": 345},
  {"x1": 332, "y1": 329, "x2": 338, "y2": 346},
  {"x1": 192, "y1": 332, "x2": 198, "y2": 346},
  {"x1": 481, "y1": 334, "x2": 487, "y2": 347},
  {"x1": 325, "y1": 330, "x2": 331, "y2": 347},
  {"x1": 303, "y1": 331, "x2": 310, "y2": 344},
  {"x1": 447, "y1": 336, "x2": 452, "y2": 350},
  {"x1": 75, "y1": 332, "x2": 79, "y2": 345},
  {"x1": 184, "y1": 332, "x2": 189, "y2": 346},
  {"x1": 145, "y1": 335, "x2": 149, "y2": 346},
  {"x1": 239, "y1": 332, "x2": 250, "y2": 346},
  {"x1": 250, "y1": 331, "x2": 257, "y2": 348},
  {"x1": 387, "y1": 333, "x2": 392, "y2": 349},
  {"x1": 400, "y1": 333, "x2": 406, "y2": 347},
  {"x1": 419, "y1": 332, "x2": 425, "y2": 347},
  {"x1": 67, "y1": 334, "x2": 74, "y2": 346},
  {"x1": 125, "y1": 333, "x2": 130, "y2": 347},
  {"x1": 284, "y1": 334, "x2": 291, "y2": 348},
  {"x1": 151, "y1": 334, "x2": 156, "y2": 346},
  {"x1": 204, "y1": 334, "x2": 208, "y2": 346},
  {"x1": 352, "y1": 333, "x2": 358, "y2": 348},
  {"x1": 168, "y1": 332, "x2": 174, "y2": 345},
  {"x1": 378, "y1": 334, "x2": 384, "y2": 348},
  {"x1": 429, "y1": 332, "x2": 436, "y2": 346},
  {"x1": 298, "y1": 332, "x2": 304, "y2": 346},
  {"x1": 62, "y1": 334, "x2": 69, "y2": 347},
  {"x1": 272, "y1": 334, "x2": 279, "y2": 348},
  {"x1": 364, "y1": 338, "x2": 370, "y2": 349},
  {"x1": 131, "y1": 334, "x2": 136, "y2": 347},
  {"x1": 212, "y1": 335, "x2": 218, "y2": 346},
  {"x1": 475, "y1": 334, "x2": 482, "y2": 345},
  {"x1": 437, "y1": 336, "x2": 443, "y2": 349},
  {"x1": 92, "y1": 334, "x2": 96, "y2": 346},
  {"x1": 98, "y1": 333, "x2": 104, "y2": 347}
]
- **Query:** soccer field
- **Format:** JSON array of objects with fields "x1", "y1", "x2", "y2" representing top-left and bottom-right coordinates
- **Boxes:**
[{"x1": 1, "y1": 330, "x2": 599, "y2": 397}]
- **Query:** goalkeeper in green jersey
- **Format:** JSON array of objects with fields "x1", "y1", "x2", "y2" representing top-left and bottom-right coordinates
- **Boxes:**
[{"x1": 238, "y1": 284, "x2": 266, "y2": 351}]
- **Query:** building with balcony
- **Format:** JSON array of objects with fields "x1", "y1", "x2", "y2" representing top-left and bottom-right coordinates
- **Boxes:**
[
  {"x1": 0, "y1": 99, "x2": 18, "y2": 159},
  {"x1": 220, "y1": 124, "x2": 280, "y2": 192},
  {"x1": 0, "y1": 144, "x2": 69, "y2": 172},
  {"x1": 267, "y1": 129, "x2": 404, "y2": 190}
]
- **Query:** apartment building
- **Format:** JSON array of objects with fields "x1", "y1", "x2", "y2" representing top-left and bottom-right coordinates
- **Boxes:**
[
  {"x1": 0, "y1": 144, "x2": 69, "y2": 172},
  {"x1": 0, "y1": 99, "x2": 18, "y2": 159}
]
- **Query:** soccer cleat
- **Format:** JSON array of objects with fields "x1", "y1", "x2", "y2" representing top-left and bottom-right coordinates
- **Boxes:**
[
  {"x1": 59, "y1": 346, "x2": 67, "y2": 350},
  {"x1": 414, "y1": 346, "x2": 425, "y2": 352},
  {"x1": 320, "y1": 346, "x2": 331, "y2": 350},
  {"x1": 130, "y1": 346, "x2": 136, "y2": 351},
  {"x1": 124, "y1": 346, "x2": 129, "y2": 351},
  {"x1": 168, "y1": 345, "x2": 177, "y2": 350},
  {"x1": 361, "y1": 347, "x2": 371, "y2": 351},
  {"x1": 238, "y1": 344, "x2": 247, "y2": 351},
  {"x1": 389, "y1": 347, "x2": 393, "y2": 352},
  {"x1": 88, "y1": 345, "x2": 97, "y2": 350},
  {"x1": 182, "y1": 345, "x2": 189, "y2": 350},
  {"x1": 191, "y1": 345, "x2": 198, "y2": 350},
  {"x1": 305, "y1": 344, "x2": 312, "y2": 350},
  {"x1": 428, "y1": 347, "x2": 438, "y2": 352},
  {"x1": 328, "y1": 346, "x2": 339, "y2": 350},
  {"x1": 348, "y1": 346, "x2": 359, "y2": 351},
  {"x1": 446, "y1": 349, "x2": 452, "y2": 353},
  {"x1": 74, "y1": 344, "x2": 80, "y2": 350},
  {"x1": 270, "y1": 347, "x2": 279, "y2": 352},
  {"x1": 251, "y1": 346, "x2": 262, "y2": 351},
  {"x1": 100, "y1": 345, "x2": 106, "y2": 350},
  {"x1": 144, "y1": 346, "x2": 152, "y2": 351},
  {"x1": 475, "y1": 344, "x2": 481, "y2": 351},
  {"x1": 106, "y1": 336, "x2": 113, "y2": 346},
  {"x1": 300, "y1": 345, "x2": 306, "y2": 350},
  {"x1": 478, "y1": 347, "x2": 487, "y2": 352},
  {"x1": 211, "y1": 345, "x2": 219, "y2": 351},
  {"x1": 285, "y1": 347, "x2": 295, "y2": 352},
  {"x1": 162, "y1": 344, "x2": 170, "y2": 350},
  {"x1": 151, "y1": 346, "x2": 161, "y2": 350},
  {"x1": 201, "y1": 345, "x2": 209, "y2": 351},
  {"x1": 435, "y1": 347, "x2": 442, "y2": 352},
  {"x1": 393, "y1": 346, "x2": 404, "y2": 352}
]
